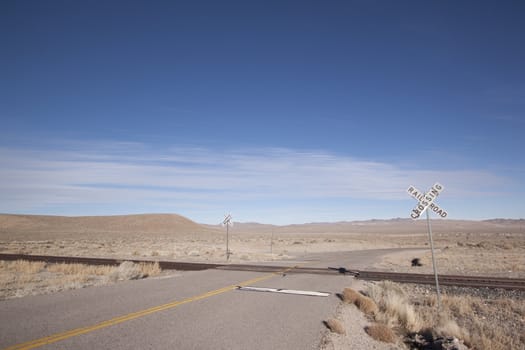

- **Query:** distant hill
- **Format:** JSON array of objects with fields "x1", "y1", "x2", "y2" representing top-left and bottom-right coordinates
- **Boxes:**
[
  {"x1": 1, "y1": 214, "x2": 523, "y2": 241},
  {"x1": 482, "y1": 218, "x2": 525, "y2": 225},
  {"x1": 216, "y1": 218, "x2": 524, "y2": 235},
  {"x1": 0, "y1": 213, "x2": 217, "y2": 240}
]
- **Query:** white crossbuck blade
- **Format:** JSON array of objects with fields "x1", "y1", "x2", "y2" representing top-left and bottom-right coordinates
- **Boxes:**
[
  {"x1": 407, "y1": 183, "x2": 448, "y2": 219},
  {"x1": 236, "y1": 286, "x2": 330, "y2": 297},
  {"x1": 222, "y1": 214, "x2": 233, "y2": 226}
]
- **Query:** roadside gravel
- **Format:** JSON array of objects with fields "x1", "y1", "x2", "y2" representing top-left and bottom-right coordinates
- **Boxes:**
[{"x1": 320, "y1": 279, "x2": 402, "y2": 350}]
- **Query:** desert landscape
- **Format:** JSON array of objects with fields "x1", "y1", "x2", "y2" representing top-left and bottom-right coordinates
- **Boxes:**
[
  {"x1": 1, "y1": 213, "x2": 524, "y2": 349},
  {"x1": 1, "y1": 214, "x2": 523, "y2": 276}
]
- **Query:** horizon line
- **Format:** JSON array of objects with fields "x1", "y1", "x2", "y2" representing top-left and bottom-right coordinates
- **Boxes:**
[{"x1": 1, "y1": 212, "x2": 523, "y2": 226}]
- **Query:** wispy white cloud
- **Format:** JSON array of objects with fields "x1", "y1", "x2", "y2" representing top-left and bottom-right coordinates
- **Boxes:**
[{"x1": 0, "y1": 142, "x2": 515, "y2": 223}]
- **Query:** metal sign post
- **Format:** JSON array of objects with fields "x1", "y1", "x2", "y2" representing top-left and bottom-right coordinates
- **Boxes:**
[
  {"x1": 270, "y1": 229, "x2": 274, "y2": 255},
  {"x1": 407, "y1": 183, "x2": 447, "y2": 310},
  {"x1": 222, "y1": 214, "x2": 233, "y2": 261},
  {"x1": 425, "y1": 206, "x2": 441, "y2": 310},
  {"x1": 227, "y1": 222, "x2": 230, "y2": 260}
]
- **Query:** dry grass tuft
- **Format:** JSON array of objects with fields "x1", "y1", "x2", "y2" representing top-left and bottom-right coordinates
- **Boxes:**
[
  {"x1": 365, "y1": 323, "x2": 397, "y2": 343},
  {"x1": 138, "y1": 261, "x2": 161, "y2": 277},
  {"x1": 1, "y1": 260, "x2": 46, "y2": 274},
  {"x1": 342, "y1": 287, "x2": 378, "y2": 315},
  {"x1": 360, "y1": 281, "x2": 524, "y2": 350},
  {"x1": 0, "y1": 260, "x2": 163, "y2": 300},
  {"x1": 108, "y1": 261, "x2": 162, "y2": 281},
  {"x1": 435, "y1": 313, "x2": 467, "y2": 341},
  {"x1": 47, "y1": 263, "x2": 114, "y2": 276},
  {"x1": 325, "y1": 319, "x2": 346, "y2": 335},
  {"x1": 341, "y1": 287, "x2": 361, "y2": 304},
  {"x1": 431, "y1": 294, "x2": 523, "y2": 350},
  {"x1": 354, "y1": 294, "x2": 379, "y2": 315},
  {"x1": 367, "y1": 281, "x2": 421, "y2": 332}
]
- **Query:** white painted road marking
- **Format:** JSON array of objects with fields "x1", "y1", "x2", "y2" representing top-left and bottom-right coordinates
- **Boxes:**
[
  {"x1": 237, "y1": 286, "x2": 330, "y2": 297},
  {"x1": 3, "y1": 268, "x2": 296, "y2": 350}
]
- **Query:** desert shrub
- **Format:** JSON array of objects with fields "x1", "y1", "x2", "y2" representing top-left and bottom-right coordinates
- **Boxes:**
[
  {"x1": 355, "y1": 294, "x2": 379, "y2": 315},
  {"x1": 475, "y1": 241, "x2": 491, "y2": 249},
  {"x1": 109, "y1": 261, "x2": 161, "y2": 281},
  {"x1": 325, "y1": 319, "x2": 346, "y2": 335},
  {"x1": 434, "y1": 294, "x2": 523, "y2": 350},
  {"x1": 383, "y1": 284, "x2": 524, "y2": 350},
  {"x1": 499, "y1": 243, "x2": 513, "y2": 250},
  {"x1": 4, "y1": 260, "x2": 46, "y2": 274},
  {"x1": 110, "y1": 261, "x2": 143, "y2": 281},
  {"x1": 47, "y1": 263, "x2": 113, "y2": 276},
  {"x1": 367, "y1": 281, "x2": 421, "y2": 332},
  {"x1": 342, "y1": 287, "x2": 378, "y2": 315},
  {"x1": 139, "y1": 262, "x2": 161, "y2": 277},
  {"x1": 435, "y1": 314, "x2": 467, "y2": 341},
  {"x1": 342, "y1": 287, "x2": 360, "y2": 304},
  {"x1": 365, "y1": 323, "x2": 396, "y2": 343},
  {"x1": 1, "y1": 260, "x2": 163, "y2": 300}
]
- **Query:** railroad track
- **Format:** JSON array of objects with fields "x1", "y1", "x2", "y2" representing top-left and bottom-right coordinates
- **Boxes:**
[
  {"x1": 355, "y1": 270, "x2": 525, "y2": 290},
  {"x1": 2, "y1": 253, "x2": 524, "y2": 291},
  {"x1": 0, "y1": 253, "x2": 222, "y2": 271}
]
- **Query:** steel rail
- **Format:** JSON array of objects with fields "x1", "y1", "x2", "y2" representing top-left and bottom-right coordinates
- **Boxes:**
[
  {"x1": 354, "y1": 270, "x2": 525, "y2": 290},
  {"x1": 1, "y1": 253, "x2": 524, "y2": 290}
]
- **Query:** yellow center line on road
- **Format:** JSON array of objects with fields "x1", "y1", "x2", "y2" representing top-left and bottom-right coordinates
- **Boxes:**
[{"x1": 4, "y1": 266, "x2": 298, "y2": 350}]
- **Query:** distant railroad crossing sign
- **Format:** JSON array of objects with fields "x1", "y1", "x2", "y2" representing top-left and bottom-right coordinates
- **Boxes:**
[{"x1": 407, "y1": 183, "x2": 448, "y2": 219}]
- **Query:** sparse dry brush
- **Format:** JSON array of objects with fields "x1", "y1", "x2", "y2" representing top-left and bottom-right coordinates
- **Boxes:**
[
  {"x1": 367, "y1": 281, "x2": 421, "y2": 332},
  {"x1": 339, "y1": 286, "x2": 399, "y2": 344},
  {"x1": 1, "y1": 260, "x2": 46, "y2": 274},
  {"x1": 355, "y1": 294, "x2": 378, "y2": 315},
  {"x1": 365, "y1": 282, "x2": 471, "y2": 346},
  {"x1": 325, "y1": 319, "x2": 346, "y2": 335},
  {"x1": 139, "y1": 261, "x2": 161, "y2": 277},
  {"x1": 342, "y1": 287, "x2": 378, "y2": 315},
  {"x1": 356, "y1": 281, "x2": 525, "y2": 350},
  {"x1": 47, "y1": 263, "x2": 114, "y2": 275},
  {"x1": 0, "y1": 260, "x2": 163, "y2": 300},
  {"x1": 339, "y1": 282, "x2": 470, "y2": 347},
  {"x1": 342, "y1": 287, "x2": 360, "y2": 304},
  {"x1": 365, "y1": 323, "x2": 396, "y2": 343},
  {"x1": 420, "y1": 291, "x2": 525, "y2": 350}
]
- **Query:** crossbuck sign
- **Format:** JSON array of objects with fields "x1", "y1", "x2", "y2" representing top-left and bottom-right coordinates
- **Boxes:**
[
  {"x1": 407, "y1": 183, "x2": 448, "y2": 219},
  {"x1": 406, "y1": 182, "x2": 448, "y2": 311}
]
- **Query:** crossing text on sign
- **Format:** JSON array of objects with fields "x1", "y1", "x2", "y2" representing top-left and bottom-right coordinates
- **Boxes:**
[{"x1": 407, "y1": 183, "x2": 447, "y2": 219}]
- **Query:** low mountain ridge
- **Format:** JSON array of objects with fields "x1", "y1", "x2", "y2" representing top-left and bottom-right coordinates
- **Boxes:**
[
  {"x1": 0, "y1": 213, "x2": 215, "y2": 239},
  {"x1": 1, "y1": 214, "x2": 523, "y2": 240}
]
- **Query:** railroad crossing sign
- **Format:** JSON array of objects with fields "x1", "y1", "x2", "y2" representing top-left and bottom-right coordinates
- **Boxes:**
[
  {"x1": 406, "y1": 182, "x2": 447, "y2": 310},
  {"x1": 407, "y1": 183, "x2": 448, "y2": 219},
  {"x1": 222, "y1": 214, "x2": 233, "y2": 261}
]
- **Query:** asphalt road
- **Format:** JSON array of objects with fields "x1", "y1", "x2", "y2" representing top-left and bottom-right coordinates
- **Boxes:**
[{"x1": 0, "y1": 248, "x2": 421, "y2": 350}]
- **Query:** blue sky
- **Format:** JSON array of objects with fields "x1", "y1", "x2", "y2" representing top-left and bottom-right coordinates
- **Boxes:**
[{"x1": 1, "y1": 1, "x2": 524, "y2": 224}]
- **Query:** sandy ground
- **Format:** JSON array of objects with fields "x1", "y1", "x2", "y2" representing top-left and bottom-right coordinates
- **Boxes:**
[{"x1": 320, "y1": 278, "x2": 403, "y2": 350}]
